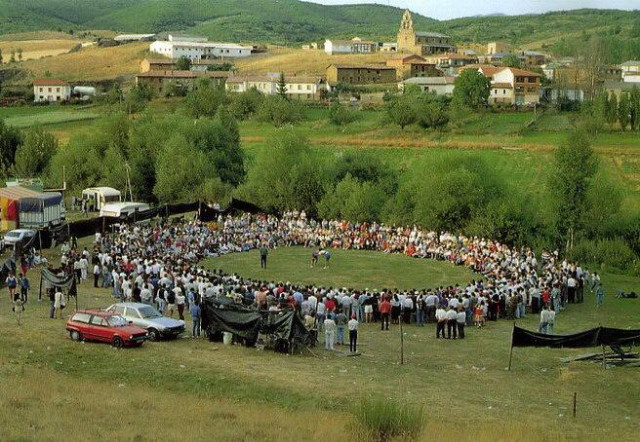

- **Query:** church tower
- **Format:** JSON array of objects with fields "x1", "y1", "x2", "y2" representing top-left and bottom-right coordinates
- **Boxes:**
[{"x1": 397, "y1": 10, "x2": 417, "y2": 54}]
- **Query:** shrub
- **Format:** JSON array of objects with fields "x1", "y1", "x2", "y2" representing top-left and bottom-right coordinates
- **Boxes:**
[
  {"x1": 352, "y1": 396, "x2": 424, "y2": 442},
  {"x1": 257, "y1": 95, "x2": 303, "y2": 127},
  {"x1": 328, "y1": 102, "x2": 358, "y2": 126},
  {"x1": 569, "y1": 238, "x2": 637, "y2": 272}
]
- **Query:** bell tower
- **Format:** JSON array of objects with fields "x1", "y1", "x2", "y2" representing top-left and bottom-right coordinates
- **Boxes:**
[{"x1": 397, "y1": 10, "x2": 417, "y2": 54}]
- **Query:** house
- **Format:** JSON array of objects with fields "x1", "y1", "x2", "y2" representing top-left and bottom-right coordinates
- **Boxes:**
[
  {"x1": 522, "y1": 51, "x2": 547, "y2": 66},
  {"x1": 487, "y1": 42, "x2": 511, "y2": 55},
  {"x1": 482, "y1": 51, "x2": 524, "y2": 65},
  {"x1": 33, "y1": 79, "x2": 71, "y2": 103},
  {"x1": 150, "y1": 40, "x2": 252, "y2": 60},
  {"x1": 490, "y1": 67, "x2": 541, "y2": 105},
  {"x1": 140, "y1": 58, "x2": 231, "y2": 73},
  {"x1": 114, "y1": 34, "x2": 156, "y2": 42},
  {"x1": 621, "y1": 61, "x2": 640, "y2": 83},
  {"x1": 380, "y1": 43, "x2": 398, "y2": 53},
  {"x1": 397, "y1": 10, "x2": 456, "y2": 56},
  {"x1": 424, "y1": 53, "x2": 478, "y2": 69},
  {"x1": 386, "y1": 55, "x2": 440, "y2": 80},
  {"x1": 225, "y1": 74, "x2": 325, "y2": 101},
  {"x1": 324, "y1": 38, "x2": 377, "y2": 55},
  {"x1": 462, "y1": 65, "x2": 541, "y2": 105},
  {"x1": 326, "y1": 64, "x2": 397, "y2": 86},
  {"x1": 135, "y1": 70, "x2": 229, "y2": 95},
  {"x1": 400, "y1": 76, "x2": 456, "y2": 95}
]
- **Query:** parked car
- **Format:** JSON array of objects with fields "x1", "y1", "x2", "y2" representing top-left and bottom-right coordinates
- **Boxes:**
[
  {"x1": 66, "y1": 310, "x2": 148, "y2": 348},
  {"x1": 106, "y1": 302, "x2": 185, "y2": 341},
  {"x1": 3, "y1": 229, "x2": 36, "y2": 248}
]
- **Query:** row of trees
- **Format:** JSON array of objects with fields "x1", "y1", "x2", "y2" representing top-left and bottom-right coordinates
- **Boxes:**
[
  {"x1": 583, "y1": 87, "x2": 640, "y2": 132},
  {"x1": 0, "y1": 48, "x2": 24, "y2": 64}
]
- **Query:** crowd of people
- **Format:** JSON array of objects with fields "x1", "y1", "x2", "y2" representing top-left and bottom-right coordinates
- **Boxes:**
[{"x1": 40, "y1": 212, "x2": 603, "y2": 348}]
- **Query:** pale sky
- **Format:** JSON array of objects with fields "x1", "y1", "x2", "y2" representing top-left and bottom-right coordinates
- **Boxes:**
[{"x1": 311, "y1": 0, "x2": 639, "y2": 20}]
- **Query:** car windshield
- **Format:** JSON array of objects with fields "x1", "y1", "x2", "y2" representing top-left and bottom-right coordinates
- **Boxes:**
[
  {"x1": 5, "y1": 232, "x2": 20, "y2": 238},
  {"x1": 138, "y1": 306, "x2": 161, "y2": 319},
  {"x1": 107, "y1": 315, "x2": 129, "y2": 327}
]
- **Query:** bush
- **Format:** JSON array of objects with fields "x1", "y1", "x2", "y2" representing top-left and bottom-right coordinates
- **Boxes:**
[
  {"x1": 257, "y1": 95, "x2": 303, "y2": 127},
  {"x1": 229, "y1": 89, "x2": 264, "y2": 121},
  {"x1": 569, "y1": 238, "x2": 637, "y2": 273},
  {"x1": 329, "y1": 102, "x2": 358, "y2": 126},
  {"x1": 352, "y1": 396, "x2": 424, "y2": 442}
]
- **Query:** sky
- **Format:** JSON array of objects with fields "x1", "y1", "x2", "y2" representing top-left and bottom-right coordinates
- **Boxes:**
[{"x1": 311, "y1": 0, "x2": 639, "y2": 20}]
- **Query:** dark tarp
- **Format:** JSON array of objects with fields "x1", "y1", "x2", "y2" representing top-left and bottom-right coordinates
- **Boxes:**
[
  {"x1": 201, "y1": 297, "x2": 263, "y2": 341},
  {"x1": 512, "y1": 326, "x2": 640, "y2": 348},
  {"x1": 262, "y1": 310, "x2": 315, "y2": 347},
  {"x1": 198, "y1": 204, "x2": 224, "y2": 222},
  {"x1": 201, "y1": 297, "x2": 314, "y2": 350},
  {"x1": 19, "y1": 192, "x2": 63, "y2": 211},
  {"x1": 167, "y1": 202, "x2": 200, "y2": 216},
  {"x1": 41, "y1": 268, "x2": 77, "y2": 297}
]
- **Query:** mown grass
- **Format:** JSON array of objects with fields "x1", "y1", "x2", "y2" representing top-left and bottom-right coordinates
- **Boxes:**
[
  {"x1": 3, "y1": 110, "x2": 99, "y2": 128},
  {"x1": 208, "y1": 247, "x2": 473, "y2": 290},
  {"x1": 1, "y1": 241, "x2": 639, "y2": 441}
]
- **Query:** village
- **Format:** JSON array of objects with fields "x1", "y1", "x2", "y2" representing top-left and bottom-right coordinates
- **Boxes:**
[{"x1": 23, "y1": 10, "x2": 640, "y2": 109}]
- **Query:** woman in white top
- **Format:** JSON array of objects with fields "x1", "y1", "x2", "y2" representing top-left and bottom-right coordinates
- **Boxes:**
[{"x1": 53, "y1": 291, "x2": 65, "y2": 319}]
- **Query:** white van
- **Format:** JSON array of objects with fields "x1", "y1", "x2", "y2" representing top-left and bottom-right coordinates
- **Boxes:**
[
  {"x1": 82, "y1": 187, "x2": 122, "y2": 211},
  {"x1": 99, "y1": 202, "x2": 150, "y2": 218}
]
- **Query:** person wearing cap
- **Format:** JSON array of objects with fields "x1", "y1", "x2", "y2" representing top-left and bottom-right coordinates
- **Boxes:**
[{"x1": 348, "y1": 314, "x2": 359, "y2": 353}]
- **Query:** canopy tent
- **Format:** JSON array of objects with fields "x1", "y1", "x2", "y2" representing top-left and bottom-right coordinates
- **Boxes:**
[{"x1": 19, "y1": 192, "x2": 63, "y2": 212}]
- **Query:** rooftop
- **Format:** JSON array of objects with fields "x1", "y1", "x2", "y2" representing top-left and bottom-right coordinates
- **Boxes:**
[
  {"x1": 415, "y1": 31, "x2": 451, "y2": 38},
  {"x1": 404, "y1": 76, "x2": 456, "y2": 85},
  {"x1": 33, "y1": 79, "x2": 69, "y2": 86},
  {"x1": 137, "y1": 70, "x2": 230, "y2": 79}
]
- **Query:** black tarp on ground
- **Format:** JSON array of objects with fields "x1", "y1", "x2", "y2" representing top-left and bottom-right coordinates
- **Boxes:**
[
  {"x1": 201, "y1": 297, "x2": 314, "y2": 350},
  {"x1": 512, "y1": 326, "x2": 640, "y2": 348}
]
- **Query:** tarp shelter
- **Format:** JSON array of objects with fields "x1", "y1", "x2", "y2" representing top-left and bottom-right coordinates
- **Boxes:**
[
  {"x1": 0, "y1": 186, "x2": 63, "y2": 229},
  {"x1": 511, "y1": 326, "x2": 640, "y2": 348},
  {"x1": 40, "y1": 267, "x2": 77, "y2": 297},
  {"x1": 201, "y1": 297, "x2": 315, "y2": 352}
]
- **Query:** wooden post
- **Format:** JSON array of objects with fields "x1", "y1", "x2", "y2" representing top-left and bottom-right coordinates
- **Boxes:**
[
  {"x1": 601, "y1": 344, "x2": 606, "y2": 369},
  {"x1": 508, "y1": 321, "x2": 515, "y2": 371},
  {"x1": 573, "y1": 392, "x2": 577, "y2": 418},
  {"x1": 102, "y1": 216, "x2": 105, "y2": 234},
  {"x1": 38, "y1": 271, "x2": 43, "y2": 301},
  {"x1": 400, "y1": 312, "x2": 404, "y2": 365}
]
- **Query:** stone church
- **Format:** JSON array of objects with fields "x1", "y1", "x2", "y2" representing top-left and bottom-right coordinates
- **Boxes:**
[{"x1": 397, "y1": 10, "x2": 457, "y2": 56}]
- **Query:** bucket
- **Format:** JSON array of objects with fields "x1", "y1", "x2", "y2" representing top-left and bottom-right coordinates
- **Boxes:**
[{"x1": 223, "y1": 332, "x2": 233, "y2": 345}]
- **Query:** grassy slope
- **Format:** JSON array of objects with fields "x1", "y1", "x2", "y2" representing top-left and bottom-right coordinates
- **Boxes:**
[{"x1": 0, "y1": 240, "x2": 639, "y2": 440}]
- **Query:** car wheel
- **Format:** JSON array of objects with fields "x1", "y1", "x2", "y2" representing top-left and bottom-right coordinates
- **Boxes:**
[
  {"x1": 112, "y1": 336, "x2": 124, "y2": 348},
  {"x1": 148, "y1": 328, "x2": 160, "y2": 341},
  {"x1": 70, "y1": 330, "x2": 82, "y2": 342}
]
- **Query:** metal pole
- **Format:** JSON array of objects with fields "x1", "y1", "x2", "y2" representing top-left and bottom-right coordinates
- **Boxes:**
[
  {"x1": 400, "y1": 310, "x2": 404, "y2": 365},
  {"x1": 38, "y1": 271, "x2": 43, "y2": 301},
  {"x1": 573, "y1": 392, "x2": 577, "y2": 418}
]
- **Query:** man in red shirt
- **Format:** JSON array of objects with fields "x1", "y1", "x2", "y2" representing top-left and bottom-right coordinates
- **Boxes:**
[{"x1": 379, "y1": 295, "x2": 391, "y2": 331}]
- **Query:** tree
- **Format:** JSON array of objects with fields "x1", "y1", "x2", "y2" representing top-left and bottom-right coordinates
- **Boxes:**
[
  {"x1": 9, "y1": 49, "x2": 15, "y2": 63},
  {"x1": 0, "y1": 48, "x2": 3, "y2": 64},
  {"x1": 414, "y1": 95, "x2": 450, "y2": 130},
  {"x1": 618, "y1": 92, "x2": 630, "y2": 131},
  {"x1": 229, "y1": 88, "x2": 264, "y2": 120},
  {"x1": 257, "y1": 95, "x2": 302, "y2": 127},
  {"x1": 387, "y1": 95, "x2": 416, "y2": 130},
  {"x1": 185, "y1": 79, "x2": 227, "y2": 118},
  {"x1": 630, "y1": 86, "x2": 640, "y2": 131},
  {"x1": 502, "y1": 54, "x2": 522, "y2": 68},
  {"x1": 276, "y1": 72, "x2": 287, "y2": 99},
  {"x1": 125, "y1": 83, "x2": 153, "y2": 114},
  {"x1": 607, "y1": 92, "x2": 618, "y2": 126},
  {"x1": 328, "y1": 102, "x2": 357, "y2": 126},
  {"x1": 0, "y1": 120, "x2": 22, "y2": 174},
  {"x1": 243, "y1": 130, "x2": 325, "y2": 214},
  {"x1": 175, "y1": 56, "x2": 191, "y2": 71},
  {"x1": 13, "y1": 127, "x2": 57, "y2": 177},
  {"x1": 548, "y1": 130, "x2": 598, "y2": 249},
  {"x1": 453, "y1": 69, "x2": 491, "y2": 109},
  {"x1": 17, "y1": 48, "x2": 23, "y2": 62}
]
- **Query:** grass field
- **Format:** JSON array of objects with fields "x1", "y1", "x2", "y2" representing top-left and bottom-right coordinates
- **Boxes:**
[
  {"x1": 1, "y1": 241, "x2": 639, "y2": 441},
  {"x1": 208, "y1": 247, "x2": 473, "y2": 290}
]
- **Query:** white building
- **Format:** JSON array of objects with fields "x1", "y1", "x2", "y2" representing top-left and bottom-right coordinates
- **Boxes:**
[
  {"x1": 168, "y1": 34, "x2": 208, "y2": 43},
  {"x1": 400, "y1": 76, "x2": 455, "y2": 95},
  {"x1": 621, "y1": 61, "x2": 640, "y2": 83},
  {"x1": 33, "y1": 79, "x2": 71, "y2": 103},
  {"x1": 114, "y1": 34, "x2": 155, "y2": 42},
  {"x1": 226, "y1": 74, "x2": 324, "y2": 100},
  {"x1": 324, "y1": 38, "x2": 377, "y2": 55},
  {"x1": 150, "y1": 41, "x2": 253, "y2": 60}
]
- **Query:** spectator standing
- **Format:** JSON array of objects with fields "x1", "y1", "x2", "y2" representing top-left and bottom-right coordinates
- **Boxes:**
[
  {"x1": 18, "y1": 273, "x2": 30, "y2": 303},
  {"x1": 379, "y1": 296, "x2": 391, "y2": 331},
  {"x1": 335, "y1": 309, "x2": 347, "y2": 345},
  {"x1": 456, "y1": 307, "x2": 466, "y2": 339},
  {"x1": 436, "y1": 305, "x2": 447, "y2": 338},
  {"x1": 189, "y1": 301, "x2": 201, "y2": 338},
  {"x1": 260, "y1": 245, "x2": 268, "y2": 269},
  {"x1": 324, "y1": 313, "x2": 336, "y2": 350},
  {"x1": 446, "y1": 307, "x2": 458, "y2": 339},
  {"x1": 348, "y1": 315, "x2": 359, "y2": 353}
]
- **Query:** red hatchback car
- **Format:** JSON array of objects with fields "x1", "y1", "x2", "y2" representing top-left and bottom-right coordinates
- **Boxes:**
[{"x1": 66, "y1": 310, "x2": 148, "y2": 348}]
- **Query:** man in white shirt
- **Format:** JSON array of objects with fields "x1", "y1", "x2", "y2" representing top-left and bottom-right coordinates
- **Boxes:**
[
  {"x1": 348, "y1": 315, "x2": 359, "y2": 353},
  {"x1": 435, "y1": 306, "x2": 447, "y2": 339},
  {"x1": 539, "y1": 306, "x2": 552, "y2": 334},
  {"x1": 324, "y1": 314, "x2": 336, "y2": 350},
  {"x1": 446, "y1": 307, "x2": 458, "y2": 339}
]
